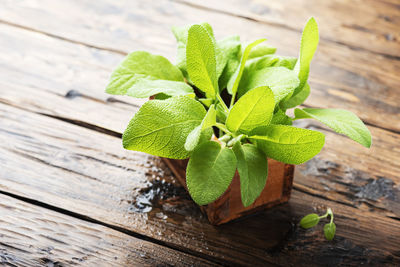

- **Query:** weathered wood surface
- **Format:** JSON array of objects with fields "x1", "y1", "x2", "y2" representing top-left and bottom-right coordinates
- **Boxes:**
[
  {"x1": 0, "y1": 194, "x2": 217, "y2": 267},
  {"x1": 0, "y1": 0, "x2": 399, "y2": 133},
  {"x1": 0, "y1": 0, "x2": 399, "y2": 266},
  {"x1": 1, "y1": 100, "x2": 400, "y2": 265},
  {"x1": 178, "y1": 0, "x2": 400, "y2": 58}
]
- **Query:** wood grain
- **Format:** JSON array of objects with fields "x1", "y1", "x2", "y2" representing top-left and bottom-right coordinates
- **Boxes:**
[
  {"x1": 1, "y1": 102, "x2": 399, "y2": 265},
  {"x1": 0, "y1": 0, "x2": 399, "y2": 265},
  {"x1": 178, "y1": 0, "x2": 400, "y2": 58},
  {"x1": 0, "y1": 0, "x2": 399, "y2": 132},
  {"x1": 0, "y1": 194, "x2": 217, "y2": 267}
]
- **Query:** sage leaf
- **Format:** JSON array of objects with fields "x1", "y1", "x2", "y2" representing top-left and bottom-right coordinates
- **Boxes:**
[
  {"x1": 294, "y1": 17, "x2": 319, "y2": 95},
  {"x1": 249, "y1": 125, "x2": 325, "y2": 164},
  {"x1": 294, "y1": 108, "x2": 372, "y2": 148},
  {"x1": 226, "y1": 86, "x2": 275, "y2": 134},
  {"x1": 238, "y1": 67, "x2": 300, "y2": 103},
  {"x1": 217, "y1": 35, "x2": 241, "y2": 89},
  {"x1": 300, "y1": 213, "x2": 320, "y2": 229},
  {"x1": 227, "y1": 39, "x2": 266, "y2": 95},
  {"x1": 244, "y1": 44, "x2": 276, "y2": 59},
  {"x1": 185, "y1": 105, "x2": 216, "y2": 151},
  {"x1": 233, "y1": 143, "x2": 268, "y2": 207},
  {"x1": 271, "y1": 108, "x2": 292, "y2": 125},
  {"x1": 127, "y1": 79, "x2": 194, "y2": 98},
  {"x1": 123, "y1": 96, "x2": 207, "y2": 159},
  {"x1": 186, "y1": 24, "x2": 218, "y2": 98},
  {"x1": 106, "y1": 51, "x2": 184, "y2": 95},
  {"x1": 281, "y1": 83, "x2": 310, "y2": 109},
  {"x1": 186, "y1": 141, "x2": 237, "y2": 205},
  {"x1": 172, "y1": 22, "x2": 214, "y2": 79},
  {"x1": 323, "y1": 223, "x2": 336, "y2": 240}
]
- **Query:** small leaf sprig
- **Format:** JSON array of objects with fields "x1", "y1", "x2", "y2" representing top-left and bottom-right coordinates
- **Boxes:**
[{"x1": 300, "y1": 208, "x2": 336, "y2": 240}]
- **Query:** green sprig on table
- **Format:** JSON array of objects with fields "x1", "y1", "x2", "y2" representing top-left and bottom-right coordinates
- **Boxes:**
[{"x1": 300, "y1": 208, "x2": 336, "y2": 241}]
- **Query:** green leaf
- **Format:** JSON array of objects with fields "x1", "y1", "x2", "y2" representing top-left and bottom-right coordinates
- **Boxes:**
[
  {"x1": 216, "y1": 36, "x2": 241, "y2": 77},
  {"x1": 226, "y1": 86, "x2": 275, "y2": 134},
  {"x1": 272, "y1": 56, "x2": 298, "y2": 70},
  {"x1": 106, "y1": 51, "x2": 184, "y2": 95},
  {"x1": 215, "y1": 103, "x2": 228, "y2": 123},
  {"x1": 227, "y1": 39, "x2": 266, "y2": 95},
  {"x1": 293, "y1": 17, "x2": 319, "y2": 96},
  {"x1": 126, "y1": 79, "x2": 194, "y2": 98},
  {"x1": 233, "y1": 143, "x2": 268, "y2": 207},
  {"x1": 281, "y1": 83, "x2": 310, "y2": 109},
  {"x1": 186, "y1": 24, "x2": 218, "y2": 98},
  {"x1": 172, "y1": 22, "x2": 214, "y2": 79},
  {"x1": 294, "y1": 108, "x2": 372, "y2": 148},
  {"x1": 198, "y1": 98, "x2": 214, "y2": 108},
  {"x1": 249, "y1": 125, "x2": 325, "y2": 164},
  {"x1": 185, "y1": 105, "x2": 216, "y2": 151},
  {"x1": 123, "y1": 96, "x2": 206, "y2": 159},
  {"x1": 323, "y1": 223, "x2": 336, "y2": 241},
  {"x1": 242, "y1": 44, "x2": 276, "y2": 59},
  {"x1": 237, "y1": 67, "x2": 300, "y2": 103},
  {"x1": 300, "y1": 213, "x2": 320, "y2": 229},
  {"x1": 217, "y1": 36, "x2": 241, "y2": 89},
  {"x1": 271, "y1": 109, "x2": 292, "y2": 125},
  {"x1": 186, "y1": 141, "x2": 237, "y2": 205}
]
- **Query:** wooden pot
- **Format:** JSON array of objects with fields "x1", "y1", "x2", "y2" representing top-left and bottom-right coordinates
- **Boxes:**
[{"x1": 163, "y1": 157, "x2": 295, "y2": 225}]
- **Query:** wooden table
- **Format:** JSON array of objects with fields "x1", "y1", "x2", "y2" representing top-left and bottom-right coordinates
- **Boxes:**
[{"x1": 0, "y1": 0, "x2": 399, "y2": 266}]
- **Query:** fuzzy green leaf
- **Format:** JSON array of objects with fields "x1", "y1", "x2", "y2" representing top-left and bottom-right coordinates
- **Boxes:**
[
  {"x1": 226, "y1": 86, "x2": 275, "y2": 134},
  {"x1": 233, "y1": 143, "x2": 268, "y2": 207},
  {"x1": 185, "y1": 105, "x2": 216, "y2": 151},
  {"x1": 217, "y1": 36, "x2": 241, "y2": 89},
  {"x1": 294, "y1": 108, "x2": 371, "y2": 148},
  {"x1": 123, "y1": 96, "x2": 206, "y2": 159},
  {"x1": 249, "y1": 125, "x2": 325, "y2": 164},
  {"x1": 271, "y1": 109, "x2": 293, "y2": 125},
  {"x1": 126, "y1": 79, "x2": 194, "y2": 98},
  {"x1": 216, "y1": 36, "x2": 241, "y2": 77},
  {"x1": 172, "y1": 22, "x2": 214, "y2": 79},
  {"x1": 300, "y1": 213, "x2": 320, "y2": 229},
  {"x1": 186, "y1": 24, "x2": 218, "y2": 98},
  {"x1": 324, "y1": 223, "x2": 336, "y2": 241},
  {"x1": 281, "y1": 83, "x2": 310, "y2": 109},
  {"x1": 106, "y1": 51, "x2": 184, "y2": 95},
  {"x1": 242, "y1": 44, "x2": 276, "y2": 59},
  {"x1": 292, "y1": 17, "x2": 319, "y2": 98},
  {"x1": 238, "y1": 67, "x2": 300, "y2": 103},
  {"x1": 227, "y1": 39, "x2": 266, "y2": 95},
  {"x1": 186, "y1": 141, "x2": 237, "y2": 205}
]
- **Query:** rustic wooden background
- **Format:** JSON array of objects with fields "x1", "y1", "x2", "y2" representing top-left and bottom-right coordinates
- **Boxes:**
[{"x1": 0, "y1": 0, "x2": 399, "y2": 266}]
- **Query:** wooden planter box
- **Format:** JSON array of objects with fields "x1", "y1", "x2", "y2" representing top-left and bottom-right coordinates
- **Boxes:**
[{"x1": 163, "y1": 157, "x2": 295, "y2": 225}]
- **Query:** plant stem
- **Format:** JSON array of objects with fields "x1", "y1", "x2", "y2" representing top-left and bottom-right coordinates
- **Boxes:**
[
  {"x1": 318, "y1": 210, "x2": 329, "y2": 219},
  {"x1": 328, "y1": 208, "x2": 334, "y2": 223},
  {"x1": 216, "y1": 94, "x2": 229, "y2": 113},
  {"x1": 215, "y1": 123, "x2": 230, "y2": 135},
  {"x1": 229, "y1": 91, "x2": 236, "y2": 108}
]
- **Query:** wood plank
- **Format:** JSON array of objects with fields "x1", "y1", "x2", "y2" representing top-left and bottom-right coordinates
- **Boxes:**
[
  {"x1": 0, "y1": 1, "x2": 398, "y2": 264},
  {"x1": 1, "y1": 101, "x2": 399, "y2": 265},
  {"x1": 0, "y1": 194, "x2": 217, "y2": 266},
  {"x1": 0, "y1": 0, "x2": 399, "y2": 132},
  {"x1": 0, "y1": 24, "x2": 142, "y2": 134},
  {"x1": 178, "y1": 0, "x2": 400, "y2": 58}
]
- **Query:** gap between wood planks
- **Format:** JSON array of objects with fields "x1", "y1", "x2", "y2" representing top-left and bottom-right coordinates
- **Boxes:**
[
  {"x1": 0, "y1": 190, "x2": 229, "y2": 266},
  {"x1": 172, "y1": 0, "x2": 400, "y2": 61}
]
